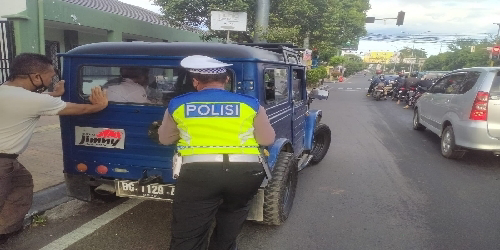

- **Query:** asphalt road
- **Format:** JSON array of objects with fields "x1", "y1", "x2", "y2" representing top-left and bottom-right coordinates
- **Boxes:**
[{"x1": 3, "y1": 74, "x2": 500, "y2": 250}]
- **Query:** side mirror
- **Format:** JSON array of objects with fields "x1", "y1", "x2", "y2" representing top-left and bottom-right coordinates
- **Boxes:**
[{"x1": 309, "y1": 89, "x2": 329, "y2": 100}]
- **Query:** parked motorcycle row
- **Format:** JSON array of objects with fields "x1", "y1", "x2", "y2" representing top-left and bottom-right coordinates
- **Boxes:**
[{"x1": 367, "y1": 75, "x2": 430, "y2": 109}]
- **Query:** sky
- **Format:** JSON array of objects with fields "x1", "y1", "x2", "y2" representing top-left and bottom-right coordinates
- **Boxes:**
[{"x1": 119, "y1": 0, "x2": 500, "y2": 56}]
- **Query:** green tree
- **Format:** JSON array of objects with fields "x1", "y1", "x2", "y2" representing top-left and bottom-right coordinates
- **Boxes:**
[
  {"x1": 153, "y1": 0, "x2": 370, "y2": 48},
  {"x1": 329, "y1": 56, "x2": 346, "y2": 66},
  {"x1": 423, "y1": 38, "x2": 497, "y2": 71},
  {"x1": 399, "y1": 47, "x2": 427, "y2": 60}
]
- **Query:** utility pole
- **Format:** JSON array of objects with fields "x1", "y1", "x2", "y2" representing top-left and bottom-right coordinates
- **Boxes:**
[
  {"x1": 494, "y1": 23, "x2": 500, "y2": 43},
  {"x1": 254, "y1": 0, "x2": 270, "y2": 43}
]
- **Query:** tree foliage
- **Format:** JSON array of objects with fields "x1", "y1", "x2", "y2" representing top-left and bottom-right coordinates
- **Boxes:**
[
  {"x1": 153, "y1": 0, "x2": 370, "y2": 48},
  {"x1": 306, "y1": 66, "x2": 328, "y2": 87},
  {"x1": 343, "y1": 59, "x2": 364, "y2": 77},
  {"x1": 423, "y1": 38, "x2": 498, "y2": 71},
  {"x1": 329, "y1": 56, "x2": 346, "y2": 66},
  {"x1": 398, "y1": 47, "x2": 427, "y2": 60}
]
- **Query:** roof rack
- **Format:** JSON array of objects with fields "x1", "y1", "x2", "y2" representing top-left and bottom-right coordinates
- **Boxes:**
[{"x1": 238, "y1": 43, "x2": 305, "y2": 65}]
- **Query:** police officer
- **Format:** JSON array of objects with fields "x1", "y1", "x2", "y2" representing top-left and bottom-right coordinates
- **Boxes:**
[{"x1": 158, "y1": 55, "x2": 276, "y2": 250}]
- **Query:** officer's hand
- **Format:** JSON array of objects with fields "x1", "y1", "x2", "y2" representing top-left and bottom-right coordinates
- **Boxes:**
[
  {"x1": 51, "y1": 80, "x2": 65, "y2": 97},
  {"x1": 89, "y1": 87, "x2": 108, "y2": 108}
]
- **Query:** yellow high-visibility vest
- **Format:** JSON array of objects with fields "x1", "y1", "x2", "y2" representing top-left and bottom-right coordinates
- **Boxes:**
[{"x1": 168, "y1": 89, "x2": 260, "y2": 156}]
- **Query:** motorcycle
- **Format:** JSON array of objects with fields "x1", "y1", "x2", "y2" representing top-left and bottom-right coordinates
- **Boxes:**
[
  {"x1": 396, "y1": 87, "x2": 407, "y2": 103},
  {"x1": 372, "y1": 85, "x2": 385, "y2": 101},
  {"x1": 407, "y1": 86, "x2": 428, "y2": 107}
]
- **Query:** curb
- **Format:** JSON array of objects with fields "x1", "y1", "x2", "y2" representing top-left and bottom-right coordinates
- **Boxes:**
[{"x1": 24, "y1": 183, "x2": 71, "y2": 226}]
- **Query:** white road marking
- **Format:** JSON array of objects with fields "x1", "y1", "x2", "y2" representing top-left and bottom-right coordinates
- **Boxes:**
[
  {"x1": 338, "y1": 87, "x2": 344, "y2": 89},
  {"x1": 356, "y1": 88, "x2": 361, "y2": 90},
  {"x1": 347, "y1": 88, "x2": 352, "y2": 90},
  {"x1": 365, "y1": 88, "x2": 369, "y2": 90},
  {"x1": 39, "y1": 199, "x2": 143, "y2": 250}
]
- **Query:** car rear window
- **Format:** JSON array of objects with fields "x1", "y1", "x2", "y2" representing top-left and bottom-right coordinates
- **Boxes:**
[
  {"x1": 79, "y1": 66, "x2": 233, "y2": 106},
  {"x1": 490, "y1": 71, "x2": 500, "y2": 96}
]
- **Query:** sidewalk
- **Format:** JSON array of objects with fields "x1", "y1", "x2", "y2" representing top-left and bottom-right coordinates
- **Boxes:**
[{"x1": 18, "y1": 116, "x2": 65, "y2": 192}]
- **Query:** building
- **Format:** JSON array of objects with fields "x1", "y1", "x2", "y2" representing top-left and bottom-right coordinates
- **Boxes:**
[{"x1": 0, "y1": 0, "x2": 208, "y2": 82}]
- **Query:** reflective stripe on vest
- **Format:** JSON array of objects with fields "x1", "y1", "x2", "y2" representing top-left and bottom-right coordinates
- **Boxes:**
[{"x1": 171, "y1": 101, "x2": 260, "y2": 156}]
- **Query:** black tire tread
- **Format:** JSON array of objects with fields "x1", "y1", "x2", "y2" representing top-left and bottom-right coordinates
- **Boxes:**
[
  {"x1": 441, "y1": 126, "x2": 466, "y2": 159},
  {"x1": 311, "y1": 124, "x2": 332, "y2": 164},
  {"x1": 261, "y1": 152, "x2": 298, "y2": 225},
  {"x1": 413, "y1": 110, "x2": 426, "y2": 131}
]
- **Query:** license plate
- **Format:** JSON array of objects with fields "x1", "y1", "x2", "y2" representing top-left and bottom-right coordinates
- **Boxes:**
[{"x1": 115, "y1": 180, "x2": 175, "y2": 201}]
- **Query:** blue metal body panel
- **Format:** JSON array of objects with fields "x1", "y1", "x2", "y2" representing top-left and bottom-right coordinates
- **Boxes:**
[
  {"x1": 304, "y1": 110, "x2": 323, "y2": 150},
  {"x1": 266, "y1": 138, "x2": 293, "y2": 169}
]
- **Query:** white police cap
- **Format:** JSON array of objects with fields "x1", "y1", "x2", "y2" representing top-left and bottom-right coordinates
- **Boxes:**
[{"x1": 180, "y1": 55, "x2": 233, "y2": 75}]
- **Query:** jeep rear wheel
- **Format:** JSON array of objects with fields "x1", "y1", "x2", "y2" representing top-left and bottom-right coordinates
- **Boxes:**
[
  {"x1": 310, "y1": 123, "x2": 331, "y2": 164},
  {"x1": 261, "y1": 152, "x2": 298, "y2": 225}
]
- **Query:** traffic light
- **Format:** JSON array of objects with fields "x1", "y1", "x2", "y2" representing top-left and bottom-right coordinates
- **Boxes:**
[
  {"x1": 492, "y1": 46, "x2": 500, "y2": 61},
  {"x1": 396, "y1": 11, "x2": 405, "y2": 26}
]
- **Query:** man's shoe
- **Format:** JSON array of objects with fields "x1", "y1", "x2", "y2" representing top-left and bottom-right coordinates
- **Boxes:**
[
  {"x1": 0, "y1": 228, "x2": 23, "y2": 244},
  {"x1": 403, "y1": 105, "x2": 410, "y2": 109}
]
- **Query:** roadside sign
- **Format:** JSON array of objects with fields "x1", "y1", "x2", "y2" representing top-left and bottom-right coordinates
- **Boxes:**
[{"x1": 211, "y1": 11, "x2": 248, "y2": 31}]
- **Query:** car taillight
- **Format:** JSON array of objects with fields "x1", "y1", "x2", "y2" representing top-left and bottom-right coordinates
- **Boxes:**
[
  {"x1": 469, "y1": 91, "x2": 489, "y2": 121},
  {"x1": 400, "y1": 88, "x2": 406, "y2": 91}
]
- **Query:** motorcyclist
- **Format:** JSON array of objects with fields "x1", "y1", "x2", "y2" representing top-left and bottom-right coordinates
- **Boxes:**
[
  {"x1": 402, "y1": 71, "x2": 420, "y2": 108},
  {"x1": 367, "y1": 70, "x2": 383, "y2": 96}
]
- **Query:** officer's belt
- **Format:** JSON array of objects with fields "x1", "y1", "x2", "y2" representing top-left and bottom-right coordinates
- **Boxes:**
[
  {"x1": 0, "y1": 153, "x2": 19, "y2": 159},
  {"x1": 182, "y1": 154, "x2": 261, "y2": 164}
]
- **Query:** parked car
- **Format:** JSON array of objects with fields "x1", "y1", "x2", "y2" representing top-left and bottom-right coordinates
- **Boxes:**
[{"x1": 413, "y1": 67, "x2": 500, "y2": 159}]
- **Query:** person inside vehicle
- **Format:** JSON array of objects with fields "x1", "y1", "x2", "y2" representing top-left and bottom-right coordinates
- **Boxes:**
[
  {"x1": 105, "y1": 67, "x2": 153, "y2": 104},
  {"x1": 416, "y1": 74, "x2": 434, "y2": 89},
  {"x1": 401, "y1": 72, "x2": 420, "y2": 108}
]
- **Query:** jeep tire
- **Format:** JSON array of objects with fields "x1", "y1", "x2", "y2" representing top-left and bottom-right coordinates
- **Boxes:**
[
  {"x1": 310, "y1": 123, "x2": 331, "y2": 164},
  {"x1": 261, "y1": 152, "x2": 298, "y2": 225}
]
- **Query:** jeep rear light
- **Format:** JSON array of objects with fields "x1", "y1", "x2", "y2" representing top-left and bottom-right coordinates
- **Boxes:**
[
  {"x1": 469, "y1": 91, "x2": 489, "y2": 121},
  {"x1": 96, "y1": 165, "x2": 109, "y2": 175},
  {"x1": 77, "y1": 163, "x2": 88, "y2": 173}
]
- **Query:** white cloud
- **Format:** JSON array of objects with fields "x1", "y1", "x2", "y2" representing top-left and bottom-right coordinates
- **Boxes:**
[{"x1": 360, "y1": 0, "x2": 500, "y2": 55}]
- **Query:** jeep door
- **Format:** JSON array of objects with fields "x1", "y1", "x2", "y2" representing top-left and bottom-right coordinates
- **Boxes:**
[
  {"x1": 262, "y1": 66, "x2": 293, "y2": 140},
  {"x1": 291, "y1": 67, "x2": 307, "y2": 154}
]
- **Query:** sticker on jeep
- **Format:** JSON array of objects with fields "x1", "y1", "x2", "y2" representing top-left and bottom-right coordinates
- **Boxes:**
[{"x1": 75, "y1": 127, "x2": 125, "y2": 149}]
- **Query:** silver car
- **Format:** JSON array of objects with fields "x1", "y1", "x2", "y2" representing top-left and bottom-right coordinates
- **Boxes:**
[{"x1": 413, "y1": 67, "x2": 500, "y2": 159}]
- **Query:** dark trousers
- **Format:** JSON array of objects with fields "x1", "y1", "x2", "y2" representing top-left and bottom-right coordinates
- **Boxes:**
[
  {"x1": 170, "y1": 158, "x2": 265, "y2": 250},
  {"x1": 0, "y1": 158, "x2": 33, "y2": 234}
]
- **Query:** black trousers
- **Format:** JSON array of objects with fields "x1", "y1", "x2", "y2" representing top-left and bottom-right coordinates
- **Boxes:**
[{"x1": 170, "y1": 157, "x2": 265, "y2": 250}]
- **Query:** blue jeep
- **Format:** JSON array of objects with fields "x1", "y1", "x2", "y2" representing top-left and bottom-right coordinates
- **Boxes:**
[{"x1": 60, "y1": 42, "x2": 331, "y2": 225}]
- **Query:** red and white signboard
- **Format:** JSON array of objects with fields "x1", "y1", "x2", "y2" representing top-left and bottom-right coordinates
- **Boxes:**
[{"x1": 75, "y1": 127, "x2": 125, "y2": 149}]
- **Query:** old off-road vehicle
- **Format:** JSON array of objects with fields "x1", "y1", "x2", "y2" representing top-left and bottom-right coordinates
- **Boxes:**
[{"x1": 60, "y1": 42, "x2": 331, "y2": 225}]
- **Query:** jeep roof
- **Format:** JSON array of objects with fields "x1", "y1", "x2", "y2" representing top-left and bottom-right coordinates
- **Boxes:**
[{"x1": 64, "y1": 42, "x2": 285, "y2": 63}]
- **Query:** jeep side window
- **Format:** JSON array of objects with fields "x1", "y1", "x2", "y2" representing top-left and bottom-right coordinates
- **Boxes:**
[
  {"x1": 292, "y1": 69, "x2": 305, "y2": 102},
  {"x1": 264, "y1": 68, "x2": 289, "y2": 103}
]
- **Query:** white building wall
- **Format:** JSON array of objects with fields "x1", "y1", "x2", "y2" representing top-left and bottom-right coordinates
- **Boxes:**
[{"x1": 0, "y1": 0, "x2": 27, "y2": 20}]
